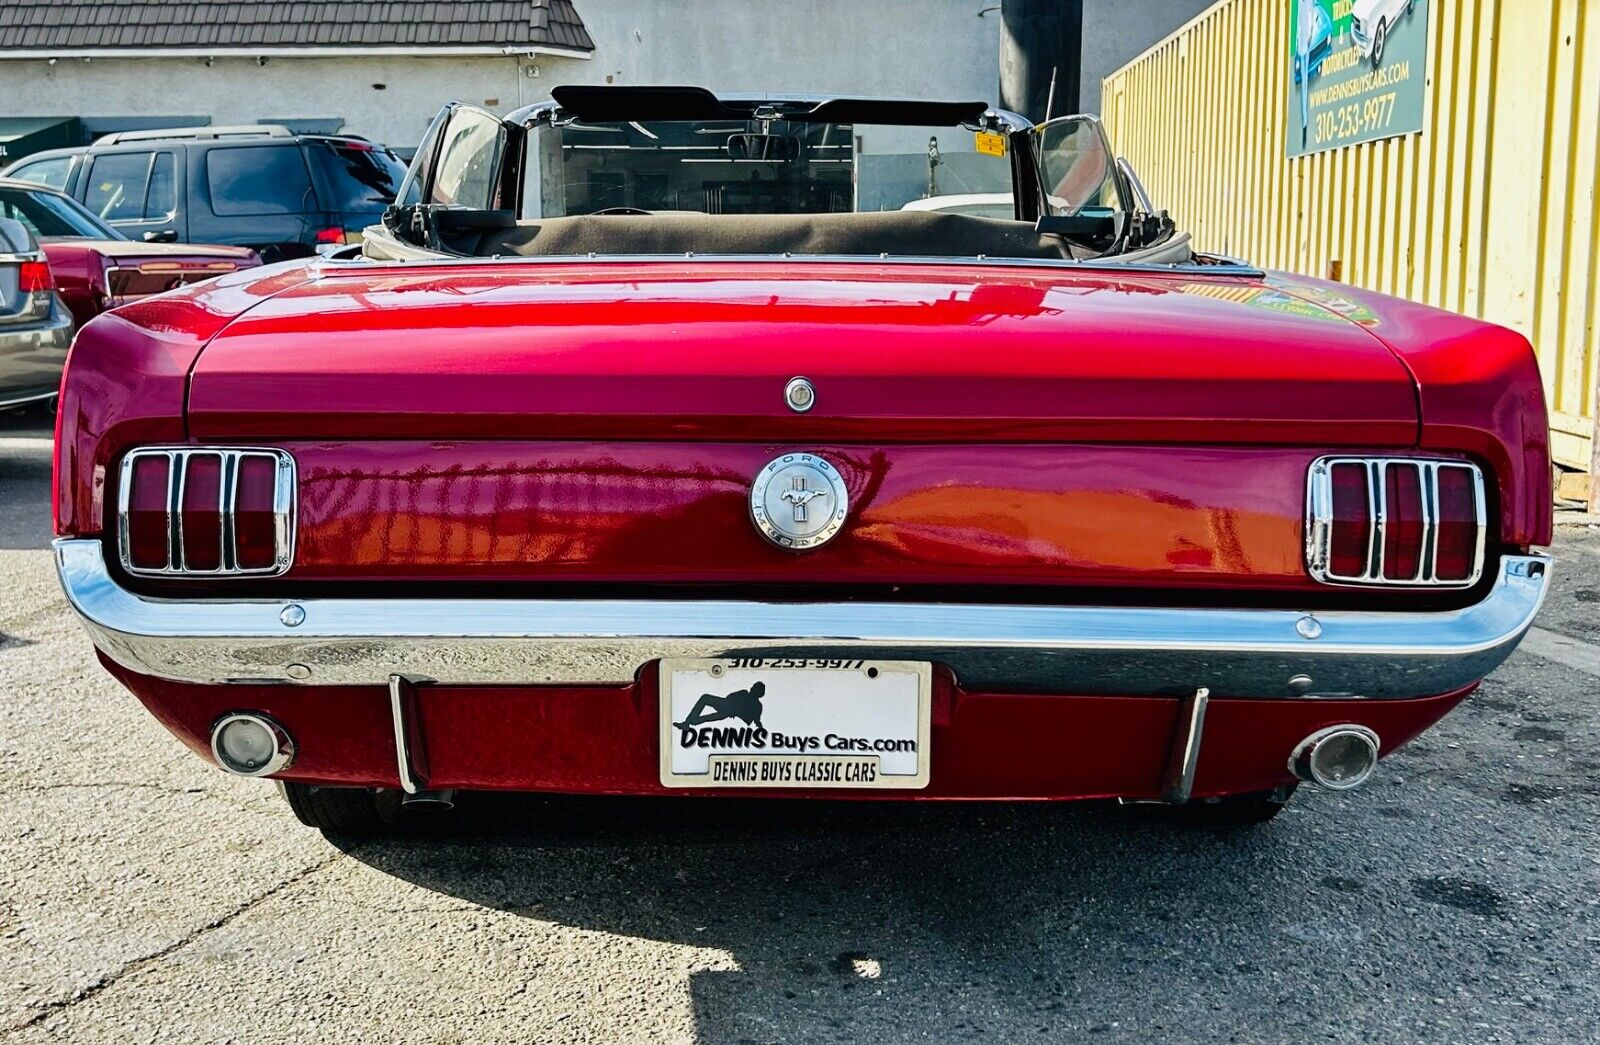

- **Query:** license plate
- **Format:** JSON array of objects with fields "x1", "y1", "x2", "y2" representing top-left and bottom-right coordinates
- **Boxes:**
[{"x1": 659, "y1": 658, "x2": 931, "y2": 789}]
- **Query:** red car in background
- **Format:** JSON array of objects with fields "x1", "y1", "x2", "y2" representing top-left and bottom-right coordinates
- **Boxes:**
[
  {"x1": 0, "y1": 178, "x2": 259, "y2": 329},
  {"x1": 51, "y1": 88, "x2": 1552, "y2": 837}
]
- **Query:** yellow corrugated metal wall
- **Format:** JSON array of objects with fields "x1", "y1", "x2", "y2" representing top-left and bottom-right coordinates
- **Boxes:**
[{"x1": 1102, "y1": 0, "x2": 1599, "y2": 473}]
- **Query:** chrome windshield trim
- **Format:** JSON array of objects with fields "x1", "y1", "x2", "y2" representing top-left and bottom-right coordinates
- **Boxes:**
[{"x1": 55, "y1": 539, "x2": 1550, "y2": 699}]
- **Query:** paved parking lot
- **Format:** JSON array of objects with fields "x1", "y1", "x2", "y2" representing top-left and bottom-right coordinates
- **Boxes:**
[{"x1": 3, "y1": 407, "x2": 1599, "y2": 1043}]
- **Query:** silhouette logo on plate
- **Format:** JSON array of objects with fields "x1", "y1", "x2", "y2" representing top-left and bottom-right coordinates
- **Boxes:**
[{"x1": 674, "y1": 681, "x2": 767, "y2": 731}]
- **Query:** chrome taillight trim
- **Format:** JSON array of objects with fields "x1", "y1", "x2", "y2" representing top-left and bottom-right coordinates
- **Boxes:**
[
  {"x1": 1305, "y1": 456, "x2": 1486, "y2": 588},
  {"x1": 117, "y1": 447, "x2": 296, "y2": 577}
]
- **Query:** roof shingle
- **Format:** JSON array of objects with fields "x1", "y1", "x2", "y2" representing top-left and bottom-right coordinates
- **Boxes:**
[{"x1": 0, "y1": 0, "x2": 593, "y2": 52}]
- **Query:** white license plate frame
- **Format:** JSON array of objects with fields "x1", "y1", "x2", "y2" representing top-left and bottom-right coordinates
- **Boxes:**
[{"x1": 659, "y1": 658, "x2": 932, "y2": 790}]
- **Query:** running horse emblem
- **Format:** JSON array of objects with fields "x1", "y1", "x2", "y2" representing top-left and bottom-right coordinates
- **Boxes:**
[{"x1": 779, "y1": 476, "x2": 827, "y2": 523}]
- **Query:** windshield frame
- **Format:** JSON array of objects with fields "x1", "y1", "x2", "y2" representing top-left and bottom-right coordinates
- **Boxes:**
[
  {"x1": 523, "y1": 116, "x2": 1016, "y2": 219},
  {"x1": 379, "y1": 91, "x2": 1197, "y2": 265},
  {"x1": 507, "y1": 94, "x2": 1037, "y2": 218}
]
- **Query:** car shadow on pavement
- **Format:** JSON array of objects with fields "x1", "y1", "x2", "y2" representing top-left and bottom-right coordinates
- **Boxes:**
[{"x1": 335, "y1": 793, "x2": 1295, "y2": 1042}]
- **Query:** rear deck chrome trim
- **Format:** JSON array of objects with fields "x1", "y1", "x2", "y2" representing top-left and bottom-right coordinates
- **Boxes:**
[
  {"x1": 55, "y1": 539, "x2": 1550, "y2": 699},
  {"x1": 323, "y1": 250, "x2": 1267, "y2": 279}
]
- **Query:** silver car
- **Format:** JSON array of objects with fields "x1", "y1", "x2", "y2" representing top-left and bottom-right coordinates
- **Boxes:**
[{"x1": 0, "y1": 217, "x2": 73, "y2": 409}]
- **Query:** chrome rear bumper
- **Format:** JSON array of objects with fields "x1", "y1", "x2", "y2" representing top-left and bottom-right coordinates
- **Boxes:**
[{"x1": 55, "y1": 538, "x2": 1550, "y2": 699}]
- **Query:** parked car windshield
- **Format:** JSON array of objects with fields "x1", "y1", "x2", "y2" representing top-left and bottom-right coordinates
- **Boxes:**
[
  {"x1": 0, "y1": 184, "x2": 123, "y2": 240},
  {"x1": 308, "y1": 140, "x2": 408, "y2": 213},
  {"x1": 4, "y1": 154, "x2": 75, "y2": 191},
  {"x1": 524, "y1": 119, "x2": 1013, "y2": 217}
]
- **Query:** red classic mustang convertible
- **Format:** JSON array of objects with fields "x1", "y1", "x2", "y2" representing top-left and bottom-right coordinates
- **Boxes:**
[{"x1": 52, "y1": 88, "x2": 1552, "y2": 834}]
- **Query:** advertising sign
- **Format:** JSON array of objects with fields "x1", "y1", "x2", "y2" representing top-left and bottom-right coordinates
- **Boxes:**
[{"x1": 1287, "y1": 0, "x2": 1429, "y2": 157}]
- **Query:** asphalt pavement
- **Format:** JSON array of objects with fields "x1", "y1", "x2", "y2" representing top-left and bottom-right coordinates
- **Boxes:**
[{"x1": 3, "y1": 405, "x2": 1599, "y2": 1043}]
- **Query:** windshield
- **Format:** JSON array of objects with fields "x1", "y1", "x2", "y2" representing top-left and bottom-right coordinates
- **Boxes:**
[
  {"x1": 0, "y1": 184, "x2": 122, "y2": 240},
  {"x1": 523, "y1": 119, "x2": 1013, "y2": 217}
]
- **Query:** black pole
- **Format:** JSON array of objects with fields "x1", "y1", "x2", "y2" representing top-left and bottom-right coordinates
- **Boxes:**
[{"x1": 999, "y1": 0, "x2": 1084, "y2": 122}]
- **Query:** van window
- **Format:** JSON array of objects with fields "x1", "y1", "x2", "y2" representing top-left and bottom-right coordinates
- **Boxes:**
[
  {"x1": 308, "y1": 140, "x2": 407, "y2": 213},
  {"x1": 146, "y1": 153, "x2": 177, "y2": 218},
  {"x1": 207, "y1": 146, "x2": 314, "y2": 215},
  {"x1": 85, "y1": 152, "x2": 155, "y2": 221}
]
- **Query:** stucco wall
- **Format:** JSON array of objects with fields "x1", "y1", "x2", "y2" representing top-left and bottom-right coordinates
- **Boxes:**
[
  {"x1": 0, "y1": 0, "x2": 1003, "y2": 150},
  {"x1": 1078, "y1": 0, "x2": 1215, "y2": 113}
]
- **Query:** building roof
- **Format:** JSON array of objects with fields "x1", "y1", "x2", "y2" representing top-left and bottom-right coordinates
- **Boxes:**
[{"x1": 0, "y1": 1, "x2": 594, "y2": 55}]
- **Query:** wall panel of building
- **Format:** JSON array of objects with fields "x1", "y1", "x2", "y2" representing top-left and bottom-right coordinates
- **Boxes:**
[
  {"x1": 0, "y1": 1, "x2": 1001, "y2": 153},
  {"x1": 1102, "y1": 0, "x2": 1597, "y2": 473}
]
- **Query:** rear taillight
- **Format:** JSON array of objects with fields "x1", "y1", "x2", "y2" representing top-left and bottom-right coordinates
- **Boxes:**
[
  {"x1": 117, "y1": 448, "x2": 295, "y2": 576},
  {"x1": 19, "y1": 260, "x2": 54, "y2": 292},
  {"x1": 314, "y1": 226, "x2": 347, "y2": 246},
  {"x1": 1306, "y1": 457, "x2": 1486, "y2": 587}
]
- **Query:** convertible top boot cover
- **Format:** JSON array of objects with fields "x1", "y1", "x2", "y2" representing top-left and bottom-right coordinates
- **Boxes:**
[{"x1": 465, "y1": 211, "x2": 1086, "y2": 261}]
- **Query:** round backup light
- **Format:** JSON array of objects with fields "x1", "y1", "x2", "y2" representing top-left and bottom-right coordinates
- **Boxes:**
[
  {"x1": 1290, "y1": 725, "x2": 1379, "y2": 790},
  {"x1": 211, "y1": 713, "x2": 295, "y2": 777}
]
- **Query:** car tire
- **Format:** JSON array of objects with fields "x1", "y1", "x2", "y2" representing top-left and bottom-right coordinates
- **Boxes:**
[
  {"x1": 1176, "y1": 784, "x2": 1297, "y2": 827},
  {"x1": 279, "y1": 782, "x2": 403, "y2": 835},
  {"x1": 1371, "y1": 19, "x2": 1387, "y2": 68}
]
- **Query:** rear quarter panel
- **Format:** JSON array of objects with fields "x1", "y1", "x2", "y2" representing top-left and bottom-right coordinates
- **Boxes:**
[
  {"x1": 1269, "y1": 273, "x2": 1552, "y2": 548},
  {"x1": 52, "y1": 261, "x2": 318, "y2": 536}
]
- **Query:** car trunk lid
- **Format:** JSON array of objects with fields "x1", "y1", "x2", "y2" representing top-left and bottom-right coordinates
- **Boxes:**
[
  {"x1": 46, "y1": 239, "x2": 260, "y2": 265},
  {"x1": 185, "y1": 261, "x2": 1419, "y2": 444}
]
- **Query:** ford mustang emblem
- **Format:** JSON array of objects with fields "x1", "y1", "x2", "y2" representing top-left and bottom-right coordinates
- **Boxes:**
[{"x1": 749, "y1": 453, "x2": 849, "y2": 550}]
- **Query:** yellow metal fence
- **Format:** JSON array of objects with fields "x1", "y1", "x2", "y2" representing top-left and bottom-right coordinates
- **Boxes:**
[{"x1": 1102, "y1": 0, "x2": 1598, "y2": 473}]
